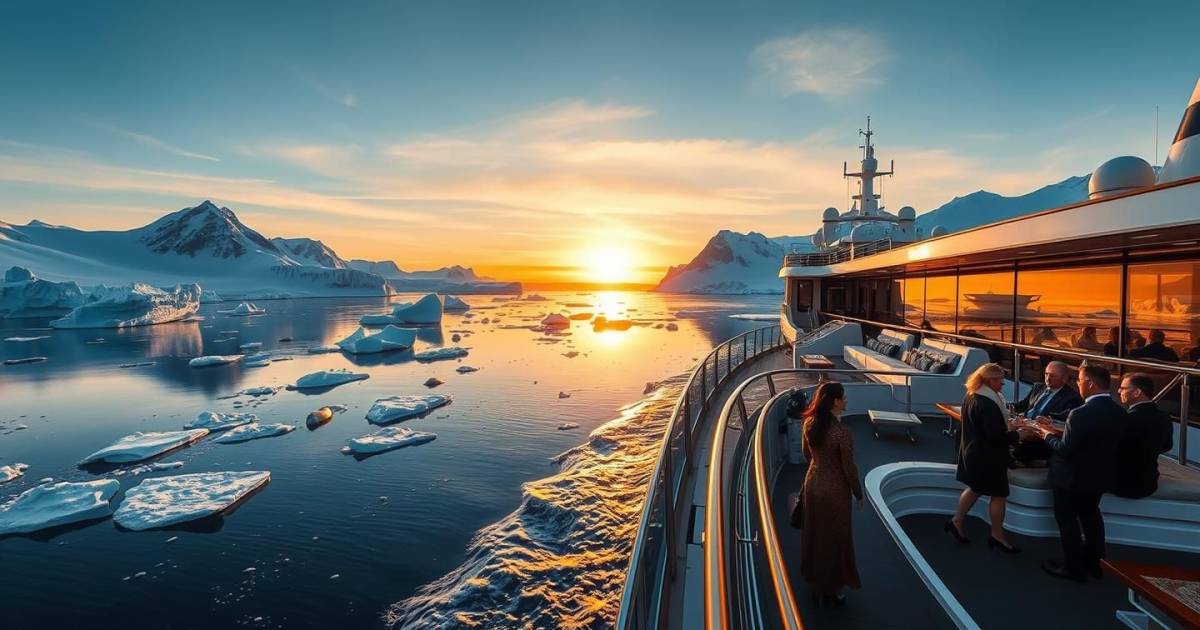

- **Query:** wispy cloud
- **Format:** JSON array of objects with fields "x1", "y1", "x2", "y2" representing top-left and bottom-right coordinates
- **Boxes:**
[
  {"x1": 751, "y1": 28, "x2": 887, "y2": 99},
  {"x1": 289, "y1": 65, "x2": 357, "y2": 107},
  {"x1": 93, "y1": 123, "x2": 220, "y2": 161}
]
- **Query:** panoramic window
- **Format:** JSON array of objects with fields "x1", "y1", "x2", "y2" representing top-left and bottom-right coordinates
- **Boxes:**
[
  {"x1": 923, "y1": 274, "x2": 957, "y2": 332},
  {"x1": 957, "y1": 270, "x2": 1015, "y2": 342},
  {"x1": 903, "y1": 275, "x2": 925, "y2": 325},
  {"x1": 1017, "y1": 265, "x2": 1121, "y2": 354},
  {"x1": 1127, "y1": 261, "x2": 1200, "y2": 362}
]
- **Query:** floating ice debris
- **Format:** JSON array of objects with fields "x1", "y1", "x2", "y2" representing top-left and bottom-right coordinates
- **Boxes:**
[
  {"x1": 1, "y1": 266, "x2": 85, "y2": 318},
  {"x1": 568, "y1": 312, "x2": 593, "y2": 321},
  {"x1": 214, "y1": 423, "x2": 295, "y2": 444},
  {"x1": 558, "y1": 423, "x2": 579, "y2": 430},
  {"x1": 306, "y1": 407, "x2": 335, "y2": 429},
  {"x1": 243, "y1": 354, "x2": 272, "y2": 368},
  {"x1": 165, "y1": 536, "x2": 178, "y2": 543},
  {"x1": 37, "y1": 477, "x2": 53, "y2": 484},
  {"x1": 307, "y1": 344, "x2": 342, "y2": 354},
  {"x1": 186, "y1": 411, "x2": 257, "y2": 431},
  {"x1": 443, "y1": 295, "x2": 470, "y2": 311},
  {"x1": 593, "y1": 316, "x2": 632, "y2": 331},
  {"x1": 0, "y1": 479, "x2": 120, "y2": 535},
  {"x1": 112, "y1": 460, "x2": 185, "y2": 477},
  {"x1": 219, "y1": 330, "x2": 239, "y2": 334},
  {"x1": 238, "y1": 342, "x2": 263, "y2": 350},
  {"x1": 243, "y1": 566, "x2": 257, "y2": 573},
  {"x1": 80, "y1": 429, "x2": 209, "y2": 464},
  {"x1": 85, "y1": 338, "x2": 106, "y2": 344},
  {"x1": 455, "y1": 365, "x2": 479, "y2": 374},
  {"x1": 182, "y1": 314, "x2": 205, "y2": 322},
  {"x1": 51, "y1": 283, "x2": 200, "y2": 329},
  {"x1": 112, "y1": 471, "x2": 271, "y2": 531},
  {"x1": 451, "y1": 333, "x2": 462, "y2": 343},
  {"x1": 330, "y1": 574, "x2": 340, "y2": 580},
  {"x1": 3, "y1": 356, "x2": 46, "y2": 365},
  {"x1": 188, "y1": 355, "x2": 242, "y2": 368},
  {"x1": 643, "y1": 381, "x2": 660, "y2": 394},
  {"x1": 365, "y1": 394, "x2": 452, "y2": 425},
  {"x1": 665, "y1": 322, "x2": 678, "y2": 331},
  {"x1": 729, "y1": 313, "x2": 778, "y2": 321},
  {"x1": 4, "y1": 336, "x2": 50, "y2": 342},
  {"x1": 413, "y1": 346, "x2": 469, "y2": 362},
  {"x1": 558, "y1": 392, "x2": 571, "y2": 399},
  {"x1": 336, "y1": 325, "x2": 417, "y2": 354},
  {"x1": 119, "y1": 361, "x2": 156, "y2": 369},
  {"x1": 1, "y1": 463, "x2": 29, "y2": 483},
  {"x1": 541, "y1": 313, "x2": 570, "y2": 328},
  {"x1": 278, "y1": 336, "x2": 293, "y2": 342},
  {"x1": 524, "y1": 294, "x2": 549, "y2": 301},
  {"x1": 240, "y1": 386, "x2": 280, "y2": 397},
  {"x1": 217, "y1": 302, "x2": 265, "y2": 316},
  {"x1": 344, "y1": 427, "x2": 436, "y2": 454},
  {"x1": 294, "y1": 369, "x2": 369, "y2": 390},
  {"x1": 562, "y1": 351, "x2": 579, "y2": 358},
  {"x1": 423, "y1": 377, "x2": 445, "y2": 388}
]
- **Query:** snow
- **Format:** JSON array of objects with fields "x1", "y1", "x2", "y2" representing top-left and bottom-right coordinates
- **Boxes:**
[
  {"x1": 336, "y1": 325, "x2": 417, "y2": 354},
  {"x1": 185, "y1": 411, "x2": 257, "y2": 431},
  {"x1": 455, "y1": 365, "x2": 478, "y2": 373},
  {"x1": 213, "y1": 423, "x2": 295, "y2": 443},
  {"x1": 1, "y1": 462, "x2": 29, "y2": 483},
  {"x1": 112, "y1": 471, "x2": 271, "y2": 531},
  {"x1": 294, "y1": 369, "x2": 369, "y2": 390},
  {"x1": 219, "y1": 302, "x2": 266, "y2": 316},
  {"x1": 443, "y1": 295, "x2": 470, "y2": 311},
  {"x1": 188, "y1": 355, "x2": 243, "y2": 367},
  {"x1": 0, "y1": 266, "x2": 84, "y2": 318},
  {"x1": 4, "y1": 335, "x2": 50, "y2": 342},
  {"x1": 541, "y1": 313, "x2": 570, "y2": 327},
  {"x1": 729, "y1": 313, "x2": 778, "y2": 321},
  {"x1": 413, "y1": 346, "x2": 469, "y2": 362},
  {"x1": 344, "y1": 427, "x2": 436, "y2": 454},
  {"x1": 49, "y1": 283, "x2": 200, "y2": 329},
  {"x1": 0, "y1": 479, "x2": 120, "y2": 535},
  {"x1": 79, "y1": 429, "x2": 209, "y2": 464},
  {"x1": 365, "y1": 394, "x2": 452, "y2": 425}
]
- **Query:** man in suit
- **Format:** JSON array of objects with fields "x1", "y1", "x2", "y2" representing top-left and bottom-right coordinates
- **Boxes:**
[
  {"x1": 1022, "y1": 364, "x2": 1128, "y2": 582},
  {"x1": 1012, "y1": 361, "x2": 1084, "y2": 465},
  {"x1": 1114, "y1": 373, "x2": 1174, "y2": 499},
  {"x1": 1130, "y1": 329, "x2": 1181, "y2": 362}
]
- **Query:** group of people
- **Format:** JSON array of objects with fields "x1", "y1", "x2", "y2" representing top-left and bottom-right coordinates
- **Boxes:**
[{"x1": 949, "y1": 361, "x2": 1174, "y2": 582}]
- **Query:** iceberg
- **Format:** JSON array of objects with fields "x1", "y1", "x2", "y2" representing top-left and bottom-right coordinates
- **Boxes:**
[
  {"x1": 198, "y1": 289, "x2": 223, "y2": 303},
  {"x1": 294, "y1": 369, "x2": 369, "y2": 390},
  {"x1": 188, "y1": 355, "x2": 243, "y2": 367},
  {"x1": 218, "y1": 302, "x2": 266, "y2": 316},
  {"x1": 365, "y1": 394, "x2": 452, "y2": 425},
  {"x1": 0, "y1": 479, "x2": 120, "y2": 535},
  {"x1": 0, "y1": 266, "x2": 84, "y2": 318},
  {"x1": 1, "y1": 462, "x2": 29, "y2": 483},
  {"x1": 336, "y1": 325, "x2": 417, "y2": 354},
  {"x1": 185, "y1": 411, "x2": 257, "y2": 431},
  {"x1": 50, "y1": 283, "x2": 200, "y2": 329},
  {"x1": 443, "y1": 295, "x2": 470, "y2": 311},
  {"x1": 413, "y1": 346, "x2": 469, "y2": 362},
  {"x1": 213, "y1": 423, "x2": 295, "y2": 444},
  {"x1": 541, "y1": 313, "x2": 570, "y2": 328},
  {"x1": 112, "y1": 471, "x2": 271, "y2": 531},
  {"x1": 391, "y1": 293, "x2": 443, "y2": 324},
  {"x1": 343, "y1": 427, "x2": 436, "y2": 454},
  {"x1": 79, "y1": 429, "x2": 209, "y2": 464}
]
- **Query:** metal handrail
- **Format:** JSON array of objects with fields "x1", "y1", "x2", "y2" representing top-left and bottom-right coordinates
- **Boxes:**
[{"x1": 616, "y1": 324, "x2": 787, "y2": 630}]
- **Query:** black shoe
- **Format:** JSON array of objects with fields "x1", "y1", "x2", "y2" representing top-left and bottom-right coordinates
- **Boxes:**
[
  {"x1": 987, "y1": 536, "x2": 1021, "y2": 553},
  {"x1": 944, "y1": 519, "x2": 970, "y2": 544},
  {"x1": 1042, "y1": 560, "x2": 1086, "y2": 583}
]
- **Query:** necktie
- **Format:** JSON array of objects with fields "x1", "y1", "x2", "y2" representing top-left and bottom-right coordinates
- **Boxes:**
[{"x1": 1032, "y1": 389, "x2": 1054, "y2": 417}]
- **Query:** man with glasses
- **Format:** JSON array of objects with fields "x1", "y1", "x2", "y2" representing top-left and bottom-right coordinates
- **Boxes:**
[
  {"x1": 1114, "y1": 373, "x2": 1174, "y2": 499},
  {"x1": 1012, "y1": 361, "x2": 1083, "y2": 466}
]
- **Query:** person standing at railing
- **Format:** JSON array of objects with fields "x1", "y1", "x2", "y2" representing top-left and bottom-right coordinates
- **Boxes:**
[{"x1": 798, "y1": 381, "x2": 862, "y2": 608}]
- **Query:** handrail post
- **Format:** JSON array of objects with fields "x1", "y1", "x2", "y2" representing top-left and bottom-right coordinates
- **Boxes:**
[
  {"x1": 1012, "y1": 349, "x2": 1021, "y2": 402},
  {"x1": 701, "y1": 361, "x2": 708, "y2": 402},
  {"x1": 1182, "y1": 376, "x2": 1191, "y2": 466},
  {"x1": 726, "y1": 338, "x2": 732, "y2": 375},
  {"x1": 682, "y1": 396, "x2": 693, "y2": 459}
]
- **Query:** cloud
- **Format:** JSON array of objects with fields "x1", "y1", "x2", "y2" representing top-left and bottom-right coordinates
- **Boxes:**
[
  {"x1": 751, "y1": 28, "x2": 887, "y2": 98},
  {"x1": 94, "y1": 123, "x2": 220, "y2": 161}
]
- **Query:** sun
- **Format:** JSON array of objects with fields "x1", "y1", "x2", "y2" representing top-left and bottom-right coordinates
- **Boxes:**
[{"x1": 585, "y1": 246, "x2": 635, "y2": 284}]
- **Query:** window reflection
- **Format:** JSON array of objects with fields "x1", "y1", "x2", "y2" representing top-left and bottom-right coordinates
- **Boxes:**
[
  {"x1": 903, "y1": 275, "x2": 925, "y2": 326},
  {"x1": 1016, "y1": 265, "x2": 1121, "y2": 352},
  {"x1": 924, "y1": 275, "x2": 956, "y2": 333},
  {"x1": 957, "y1": 271, "x2": 1015, "y2": 342},
  {"x1": 1128, "y1": 261, "x2": 1200, "y2": 363}
]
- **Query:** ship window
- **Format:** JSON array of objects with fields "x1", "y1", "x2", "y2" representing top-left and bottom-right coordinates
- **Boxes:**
[
  {"x1": 792, "y1": 280, "x2": 813, "y2": 312},
  {"x1": 903, "y1": 275, "x2": 925, "y2": 326},
  {"x1": 1016, "y1": 265, "x2": 1121, "y2": 352},
  {"x1": 1127, "y1": 261, "x2": 1199, "y2": 362},
  {"x1": 1173, "y1": 102, "x2": 1200, "y2": 144},
  {"x1": 923, "y1": 275, "x2": 956, "y2": 333}
]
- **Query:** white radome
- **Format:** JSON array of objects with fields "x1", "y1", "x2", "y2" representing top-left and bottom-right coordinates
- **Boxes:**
[{"x1": 1088, "y1": 155, "x2": 1156, "y2": 199}]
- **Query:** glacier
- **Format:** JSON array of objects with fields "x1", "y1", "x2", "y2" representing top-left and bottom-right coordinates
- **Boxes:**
[
  {"x1": 294, "y1": 368, "x2": 370, "y2": 390},
  {"x1": 49, "y1": 282, "x2": 200, "y2": 329},
  {"x1": 185, "y1": 411, "x2": 257, "y2": 431},
  {"x1": 0, "y1": 479, "x2": 121, "y2": 535},
  {"x1": 112, "y1": 471, "x2": 271, "y2": 531},
  {"x1": 365, "y1": 394, "x2": 452, "y2": 425},
  {"x1": 213, "y1": 423, "x2": 295, "y2": 443},
  {"x1": 79, "y1": 429, "x2": 209, "y2": 464},
  {"x1": 0, "y1": 266, "x2": 84, "y2": 318},
  {"x1": 337, "y1": 325, "x2": 417, "y2": 354},
  {"x1": 343, "y1": 426, "x2": 436, "y2": 455}
]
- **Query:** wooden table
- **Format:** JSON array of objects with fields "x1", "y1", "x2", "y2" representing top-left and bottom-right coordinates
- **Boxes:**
[
  {"x1": 1103, "y1": 559, "x2": 1200, "y2": 629},
  {"x1": 936, "y1": 403, "x2": 961, "y2": 438},
  {"x1": 798, "y1": 354, "x2": 835, "y2": 369}
]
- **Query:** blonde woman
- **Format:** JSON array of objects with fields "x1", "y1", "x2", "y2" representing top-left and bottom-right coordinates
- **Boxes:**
[{"x1": 946, "y1": 363, "x2": 1021, "y2": 552}]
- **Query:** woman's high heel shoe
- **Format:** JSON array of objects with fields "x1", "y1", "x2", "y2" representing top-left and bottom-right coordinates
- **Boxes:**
[
  {"x1": 987, "y1": 536, "x2": 1021, "y2": 553},
  {"x1": 943, "y1": 519, "x2": 970, "y2": 544}
]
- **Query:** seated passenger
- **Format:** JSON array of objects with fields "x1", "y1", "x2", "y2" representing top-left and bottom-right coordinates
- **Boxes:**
[
  {"x1": 1114, "y1": 373, "x2": 1174, "y2": 499},
  {"x1": 1188, "y1": 337, "x2": 1200, "y2": 362},
  {"x1": 1011, "y1": 361, "x2": 1083, "y2": 465},
  {"x1": 1130, "y1": 329, "x2": 1180, "y2": 363},
  {"x1": 1072, "y1": 326, "x2": 1104, "y2": 352},
  {"x1": 1103, "y1": 326, "x2": 1121, "y2": 357},
  {"x1": 1032, "y1": 327, "x2": 1059, "y2": 346}
]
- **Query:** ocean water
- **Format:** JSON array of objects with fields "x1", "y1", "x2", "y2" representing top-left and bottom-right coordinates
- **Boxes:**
[{"x1": 0, "y1": 291, "x2": 780, "y2": 630}]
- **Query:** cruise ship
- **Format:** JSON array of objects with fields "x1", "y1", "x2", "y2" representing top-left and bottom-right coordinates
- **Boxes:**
[{"x1": 617, "y1": 78, "x2": 1200, "y2": 629}]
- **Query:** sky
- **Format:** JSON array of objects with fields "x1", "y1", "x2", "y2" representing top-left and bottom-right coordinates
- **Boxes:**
[{"x1": 1, "y1": 0, "x2": 1197, "y2": 285}]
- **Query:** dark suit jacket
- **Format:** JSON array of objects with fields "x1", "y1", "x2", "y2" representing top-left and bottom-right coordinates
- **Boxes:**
[
  {"x1": 1131, "y1": 342, "x2": 1181, "y2": 363},
  {"x1": 1046, "y1": 395, "x2": 1129, "y2": 494},
  {"x1": 955, "y1": 393, "x2": 1019, "y2": 497},
  {"x1": 1013, "y1": 383, "x2": 1083, "y2": 422},
  {"x1": 1114, "y1": 401, "x2": 1174, "y2": 499}
]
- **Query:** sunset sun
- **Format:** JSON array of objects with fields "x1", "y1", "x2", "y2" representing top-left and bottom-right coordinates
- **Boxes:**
[{"x1": 584, "y1": 246, "x2": 635, "y2": 284}]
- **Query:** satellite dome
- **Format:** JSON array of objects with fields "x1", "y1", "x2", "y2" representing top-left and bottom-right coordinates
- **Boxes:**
[
  {"x1": 898, "y1": 206, "x2": 916, "y2": 221},
  {"x1": 848, "y1": 223, "x2": 887, "y2": 243},
  {"x1": 811, "y1": 232, "x2": 824, "y2": 246},
  {"x1": 1088, "y1": 156, "x2": 1155, "y2": 200},
  {"x1": 930, "y1": 225, "x2": 948, "y2": 237},
  {"x1": 822, "y1": 207, "x2": 840, "y2": 221}
]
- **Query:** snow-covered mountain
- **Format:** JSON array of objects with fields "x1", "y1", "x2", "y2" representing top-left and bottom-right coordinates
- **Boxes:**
[
  {"x1": 272, "y1": 237, "x2": 348, "y2": 269},
  {"x1": 347, "y1": 259, "x2": 403, "y2": 278},
  {"x1": 656, "y1": 175, "x2": 1092, "y2": 294},
  {"x1": 347, "y1": 260, "x2": 489, "y2": 282}
]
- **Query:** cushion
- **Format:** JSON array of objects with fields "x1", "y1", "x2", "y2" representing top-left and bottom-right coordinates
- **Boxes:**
[
  {"x1": 880, "y1": 342, "x2": 899, "y2": 358},
  {"x1": 901, "y1": 349, "x2": 916, "y2": 364},
  {"x1": 866, "y1": 338, "x2": 880, "y2": 352},
  {"x1": 930, "y1": 360, "x2": 954, "y2": 374}
]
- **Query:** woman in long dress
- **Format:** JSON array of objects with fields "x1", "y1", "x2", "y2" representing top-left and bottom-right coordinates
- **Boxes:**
[
  {"x1": 799, "y1": 381, "x2": 862, "y2": 607},
  {"x1": 947, "y1": 362, "x2": 1021, "y2": 552}
]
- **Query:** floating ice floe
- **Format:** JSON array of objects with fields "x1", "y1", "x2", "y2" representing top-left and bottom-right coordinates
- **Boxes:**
[
  {"x1": 455, "y1": 365, "x2": 479, "y2": 373},
  {"x1": 110, "y1": 461, "x2": 184, "y2": 477},
  {"x1": 79, "y1": 429, "x2": 209, "y2": 464},
  {"x1": 50, "y1": 283, "x2": 200, "y2": 329},
  {"x1": 1, "y1": 463, "x2": 29, "y2": 483},
  {"x1": 188, "y1": 355, "x2": 243, "y2": 368},
  {"x1": 214, "y1": 423, "x2": 295, "y2": 444},
  {"x1": 365, "y1": 394, "x2": 452, "y2": 425},
  {"x1": 218, "y1": 302, "x2": 266, "y2": 316},
  {"x1": 413, "y1": 346, "x2": 469, "y2": 362},
  {"x1": 558, "y1": 391, "x2": 571, "y2": 399},
  {"x1": 119, "y1": 361, "x2": 156, "y2": 368},
  {"x1": 240, "y1": 386, "x2": 280, "y2": 397},
  {"x1": 524, "y1": 294, "x2": 549, "y2": 301},
  {"x1": 307, "y1": 344, "x2": 342, "y2": 354},
  {"x1": 562, "y1": 351, "x2": 580, "y2": 358},
  {"x1": 0, "y1": 266, "x2": 84, "y2": 318},
  {"x1": 0, "y1": 479, "x2": 120, "y2": 535},
  {"x1": 343, "y1": 427, "x2": 436, "y2": 454},
  {"x1": 593, "y1": 316, "x2": 632, "y2": 331},
  {"x1": 729, "y1": 313, "x2": 778, "y2": 321},
  {"x1": 336, "y1": 325, "x2": 417, "y2": 354},
  {"x1": 112, "y1": 471, "x2": 271, "y2": 531},
  {"x1": 423, "y1": 377, "x2": 444, "y2": 388},
  {"x1": 569, "y1": 312, "x2": 593, "y2": 320},
  {"x1": 359, "y1": 293, "x2": 445, "y2": 326},
  {"x1": 185, "y1": 411, "x2": 257, "y2": 431},
  {"x1": 443, "y1": 295, "x2": 470, "y2": 311},
  {"x1": 4, "y1": 335, "x2": 50, "y2": 342},
  {"x1": 242, "y1": 353, "x2": 272, "y2": 368},
  {"x1": 558, "y1": 423, "x2": 579, "y2": 430},
  {"x1": 541, "y1": 313, "x2": 570, "y2": 328},
  {"x1": 239, "y1": 342, "x2": 263, "y2": 350},
  {"x1": 294, "y1": 369, "x2": 369, "y2": 390},
  {"x1": 3, "y1": 356, "x2": 46, "y2": 365}
]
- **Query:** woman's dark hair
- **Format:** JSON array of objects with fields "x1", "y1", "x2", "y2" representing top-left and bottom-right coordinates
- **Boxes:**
[{"x1": 803, "y1": 382, "x2": 844, "y2": 449}]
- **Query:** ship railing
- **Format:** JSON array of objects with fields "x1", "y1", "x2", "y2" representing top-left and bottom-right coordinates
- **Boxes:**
[
  {"x1": 782, "y1": 238, "x2": 896, "y2": 267},
  {"x1": 822, "y1": 312, "x2": 1200, "y2": 468},
  {"x1": 616, "y1": 324, "x2": 787, "y2": 630}
]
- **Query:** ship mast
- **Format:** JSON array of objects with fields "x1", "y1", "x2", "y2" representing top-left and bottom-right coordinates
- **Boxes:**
[{"x1": 843, "y1": 116, "x2": 894, "y2": 217}]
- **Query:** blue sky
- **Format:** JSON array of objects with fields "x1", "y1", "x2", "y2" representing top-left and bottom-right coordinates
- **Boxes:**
[{"x1": 1, "y1": 0, "x2": 1196, "y2": 281}]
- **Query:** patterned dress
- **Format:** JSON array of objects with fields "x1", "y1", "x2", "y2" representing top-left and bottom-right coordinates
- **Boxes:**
[{"x1": 799, "y1": 418, "x2": 863, "y2": 595}]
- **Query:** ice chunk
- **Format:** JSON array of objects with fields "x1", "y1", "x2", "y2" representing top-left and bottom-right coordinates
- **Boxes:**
[
  {"x1": 243, "y1": 354, "x2": 272, "y2": 368},
  {"x1": 307, "y1": 344, "x2": 342, "y2": 354},
  {"x1": 50, "y1": 283, "x2": 200, "y2": 329},
  {"x1": 443, "y1": 295, "x2": 470, "y2": 311},
  {"x1": 569, "y1": 312, "x2": 593, "y2": 320},
  {"x1": 336, "y1": 325, "x2": 417, "y2": 354},
  {"x1": 0, "y1": 267, "x2": 85, "y2": 318},
  {"x1": 188, "y1": 355, "x2": 243, "y2": 367},
  {"x1": 365, "y1": 394, "x2": 452, "y2": 425},
  {"x1": 119, "y1": 361, "x2": 156, "y2": 368},
  {"x1": 4, "y1": 356, "x2": 46, "y2": 365},
  {"x1": 294, "y1": 369, "x2": 369, "y2": 390},
  {"x1": 524, "y1": 294, "x2": 549, "y2": 301},
  {"x1": 593, "y1": 316, "x2": 632, "y2": 331},
  {"x1": 4, "y1": 335, "x2": 50, "y2": 342},
  {"x1": 217, "y1": 302, "x2": 266, "y2": 316},
  {"x1": 112, "y1": 471, "x2": 271, "y2": 531},
  {"x1": 0, "y1": 479, "x2": 120, "y2": 534},
  {"x1": 185, "y1": 411, "x2": 257, "y2": 431},
  {"x1": 541, "y1": 313, "x2": 570, "y2": 328},
  {"x1": 238, "y1": 342, "x2": 263, "y2": 350},
  {"x1": 413, "y1": 346, "x2": 469, "y2": 362},
  {"x1": 344, "y1": 427, "x2": 436, "y2": 454},
  {"x1": 423, "y1": 377, "x2": 444, "y2": 388},
  {"x1": 558, "y1": 391, "x2": 571, "y2": 399},
  {"x1": 391, "y1": 293, "x2": 443, "y2": 324},
  {"x1": 557, "y1": 423, "x2": 579, "y2": 430},
  {"x1": 1, "y1": 463, "x2": 29, "y2": 483},
  {"x1": 455, "y1": 365, "x2": 478, "y2": 373},
  {"x1": 240, "y1": 386, "x2": 280, "y2": 396},
  {"x1": 80, "y1": 429, "x2": 209, "y2": 464},
  {"x1": 214, "y1": 423, "x2": 295, "y2": 444}
]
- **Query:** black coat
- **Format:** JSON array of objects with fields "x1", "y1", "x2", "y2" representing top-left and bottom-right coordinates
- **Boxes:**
[
  {"x1": 956, "y1": 393, "x2": 1018, "y2": 497},
  {"x1": 1114, "y1": 402, "x2": 1174, "y2": 499},
  {"x1": 1013, "y1": 383, "x2": 1083, "y2": 422},
  {"x1": 1046, "y1": 395, "x2": 1129, "y2": 494}
]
